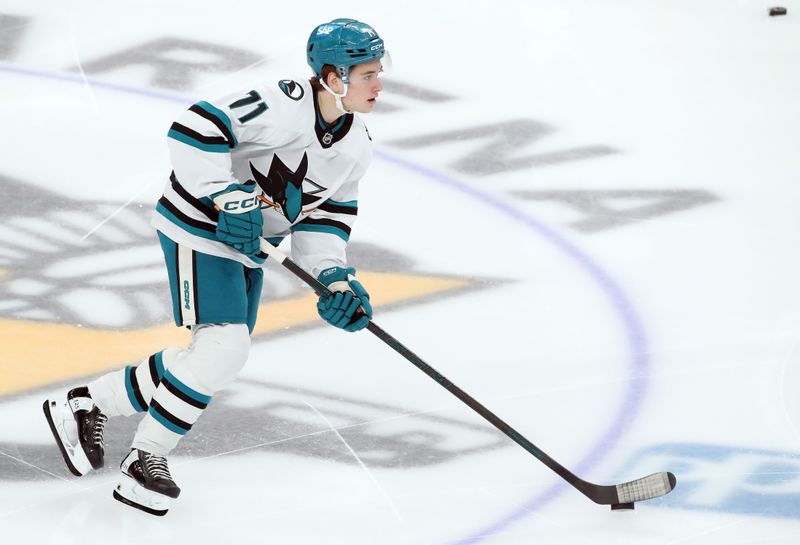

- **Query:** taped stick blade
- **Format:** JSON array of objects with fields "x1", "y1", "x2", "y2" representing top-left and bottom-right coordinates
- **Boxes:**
[{"x1": 615, "y1": 472, "x2": 677, "y2": 503}]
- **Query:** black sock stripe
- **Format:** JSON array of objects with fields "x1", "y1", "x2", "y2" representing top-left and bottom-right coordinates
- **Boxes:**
[
  {"x1": 161, "y1": 375, "x2": 208, "y2": 410},
  {"x1": 150, "y1": 400, "x2": 192, "y2": 432},
  {"x1": 129, "y1": 368, "x2": 148, "y2": 413},
  {"x1": 147, "y1": 355, "x2": 161, "y2": 387}
]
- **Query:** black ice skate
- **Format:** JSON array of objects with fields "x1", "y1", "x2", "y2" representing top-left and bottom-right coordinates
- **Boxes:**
[
  {"x1": 114, "y1": 449, "x2": 181, "y2": 516},
  {"x1": 43, "y1": 386, "x2": 107, "y2": 476}
]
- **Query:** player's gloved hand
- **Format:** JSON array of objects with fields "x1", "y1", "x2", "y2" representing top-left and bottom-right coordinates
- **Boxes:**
[
  {"x1": 316, "y1": 266, "x2": 373, "y2": 332},
  {"x1": 212, "y1": 181, "x2": 264, "y2": 259}
]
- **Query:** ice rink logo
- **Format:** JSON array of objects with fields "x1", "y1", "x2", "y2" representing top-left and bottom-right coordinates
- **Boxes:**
[
  {"x1": 0, "y1": 173, "x2": 482, "y2": 397},
  {"x1": 620, "y1": 443, "x2": 800, "y2": 518},
  {"x1": 0, "y1": 377, "x2": 510, "y2": 482}
]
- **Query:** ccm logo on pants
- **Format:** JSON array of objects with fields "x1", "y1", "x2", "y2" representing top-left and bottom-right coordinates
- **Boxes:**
[{"x1": 178, "y1": 246, "x2": 197, "y2": 325}]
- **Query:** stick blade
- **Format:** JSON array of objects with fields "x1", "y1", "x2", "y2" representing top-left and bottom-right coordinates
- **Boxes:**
[{"x1": 615, "y1": 472, "x2": 676, "y2": 503}]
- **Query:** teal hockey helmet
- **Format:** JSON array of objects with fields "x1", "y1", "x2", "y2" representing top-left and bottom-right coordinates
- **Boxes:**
[{"x1": 307, "y1": 18, "x2": 386, "y2": 84}]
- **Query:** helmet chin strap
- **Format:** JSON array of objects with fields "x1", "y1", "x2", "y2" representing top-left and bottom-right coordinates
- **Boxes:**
[{"x1": 320, "y1": 80, "x2": 351, "y2": 115}]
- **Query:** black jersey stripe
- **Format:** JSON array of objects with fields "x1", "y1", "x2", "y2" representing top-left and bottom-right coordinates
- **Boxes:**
[
  {"x1": 188, "y1": 104, "x2": 236, "y2": 148},
  {"x1": 294, "y1": 217, "x2": 352, "y2": 236},
  {"x1": 169, "y1": 172, "x2": 219, "y2": 222},
  {"x1": 302, "y1": 194, "x2": 324, "y2": 206},
  {"x1": 158, "y1": 197, "x2": 217, "y2": 233},
  {"x1": 317, "y1": 202, "x2": 358, "y2": 215},
  {"x1": 169, "y1": 122, "x2": 230, "y2": 146}
]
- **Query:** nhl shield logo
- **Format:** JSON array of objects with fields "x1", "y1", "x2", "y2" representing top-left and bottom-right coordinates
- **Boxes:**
[{"x1": 278, "y1": 79, "x2": 304, "y2": 101}]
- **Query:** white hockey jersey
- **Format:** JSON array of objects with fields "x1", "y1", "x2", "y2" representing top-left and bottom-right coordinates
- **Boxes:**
[{"x1": 151, "y1": 78, "x2": 372, "y2": 277}]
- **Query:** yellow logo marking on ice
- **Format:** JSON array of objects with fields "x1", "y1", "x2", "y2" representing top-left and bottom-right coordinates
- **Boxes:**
[{"x1": 0, "y1": 271, "x2": 469, "y2": 397}]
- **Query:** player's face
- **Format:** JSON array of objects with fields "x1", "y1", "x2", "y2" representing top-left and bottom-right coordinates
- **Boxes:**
[{"x1": 342, "y1": 60, "x2": 384, "y2": 113}]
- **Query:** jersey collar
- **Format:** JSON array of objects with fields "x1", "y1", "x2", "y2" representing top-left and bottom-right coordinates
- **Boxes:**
[{"x1": 312, "y1": 91, "x2": 354, "y2": 149}]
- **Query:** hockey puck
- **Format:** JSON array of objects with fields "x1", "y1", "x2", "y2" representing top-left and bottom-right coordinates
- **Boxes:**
[
  {"x1": 611, "y1": 502, "x2": 635, "y2": 511},
  {"x1": 769, "y1": 6, "x2": 787, "y2": 16}
]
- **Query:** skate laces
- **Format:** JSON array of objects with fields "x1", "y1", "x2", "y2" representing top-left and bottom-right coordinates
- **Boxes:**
[
  {"x1": 142, "y1": 453, "x2": 173, "y2": 481},
  {"x1": 92, "y1": 413, "x2": 108, "y2": 448}
]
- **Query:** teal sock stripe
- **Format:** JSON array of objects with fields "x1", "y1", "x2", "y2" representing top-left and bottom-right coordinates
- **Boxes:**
[
  {"x1": 148, "y1": 404, "x2": 189, "y2": 435},
  {"x1": 153, "y1": 351, "x2": 166, "y2": 379},
  {"x1": 124, "y1": 366, "x2": 147, "y2": 413},
  {"x1": 149, "y1": 351, "x2": 166, "y2": 385}
]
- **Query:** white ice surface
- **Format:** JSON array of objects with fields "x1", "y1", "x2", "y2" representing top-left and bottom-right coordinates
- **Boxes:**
[{"x1": 1, "y1": 1, "x2": 799, "y2": 544}]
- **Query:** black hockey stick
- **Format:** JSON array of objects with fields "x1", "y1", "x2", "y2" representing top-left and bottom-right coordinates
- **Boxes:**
[{"x1": 258, "y1": 239, "x2": 676, "y2": 509}]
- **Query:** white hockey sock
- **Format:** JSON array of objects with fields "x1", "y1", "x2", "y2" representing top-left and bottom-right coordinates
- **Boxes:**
[
  {"x1": 88, "y1": 348, "x2": 181, "y2": 417},
  {"x1": 131, "y1": 367, "x2": 213, "y2": 456},
  {"x1": 130, "y1": 324, "x2": 250, "y2": 456}
]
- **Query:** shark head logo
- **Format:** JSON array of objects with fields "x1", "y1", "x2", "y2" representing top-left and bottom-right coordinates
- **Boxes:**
[{"x1": 250, "y1": 153, "x2": 308, "y2": 223}]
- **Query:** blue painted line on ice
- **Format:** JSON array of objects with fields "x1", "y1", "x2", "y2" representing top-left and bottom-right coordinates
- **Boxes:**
[
  {"x1": 0, "y1": 64, "x2": 190, "y2": 104},
  {"x1": 0, "y1": 65, "x2": 650, "y2": 540}
]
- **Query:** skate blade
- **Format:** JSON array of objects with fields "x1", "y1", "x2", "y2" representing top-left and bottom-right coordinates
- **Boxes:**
[
  {"x1": 42, "y1": 400, "x2": 92, "y2": 477},
  {"x1": 114, "y1": 475, "x2": 172, "y2": 516}
]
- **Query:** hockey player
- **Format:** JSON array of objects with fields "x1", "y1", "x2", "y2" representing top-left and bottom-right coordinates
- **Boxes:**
[{"x1": 43, "y1": 18, "x2": 387, "y2": 516}]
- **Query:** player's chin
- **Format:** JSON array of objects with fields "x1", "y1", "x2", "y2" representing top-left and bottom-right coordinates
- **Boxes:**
[{"x1": 351, "y1": 99, "x2": 377, "y2": 114}]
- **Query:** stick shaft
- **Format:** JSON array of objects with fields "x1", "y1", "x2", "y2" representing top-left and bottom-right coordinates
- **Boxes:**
[
  {"x1": 258, "y1": 240, "x2": 585, "y2": 489},
  {"x1": 257, "y1": 239, "x2": 677, "y2": 504}
]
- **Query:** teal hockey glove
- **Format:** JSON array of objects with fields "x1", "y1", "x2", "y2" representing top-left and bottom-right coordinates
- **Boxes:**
[
  {"x1": 316, "y1": 266, "x2": 373, "y2": 332},
  {"x1": 212, "y1": 182, "x2": 264, "y2": 258}
]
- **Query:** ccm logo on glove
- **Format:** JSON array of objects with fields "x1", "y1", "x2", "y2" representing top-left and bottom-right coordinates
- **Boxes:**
[{"x1": 213, "y1": 191, "x2": 260, "y2": 213}]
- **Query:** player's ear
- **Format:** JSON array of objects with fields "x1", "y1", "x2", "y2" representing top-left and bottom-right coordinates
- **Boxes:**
[{"x1": 326, "y1": 72, "x2": 344, "y2": 94}]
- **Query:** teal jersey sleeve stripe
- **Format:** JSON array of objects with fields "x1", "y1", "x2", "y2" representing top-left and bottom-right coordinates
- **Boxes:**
[
  {"x1": 326, "y1": 199, "x2": 357, "y2": 208},
  {"x1": 291, "y1": 223, "x2": 350, "y2": 242},
  {"x1": 195, "y1": 101, "x2": 238, "y2": 147},
  {"x1": 168, "y1": 129, "x2": 230, "y2": 153},
  {"x1": 164, "y1": 370, "x2": 213, "y2": 405}
]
